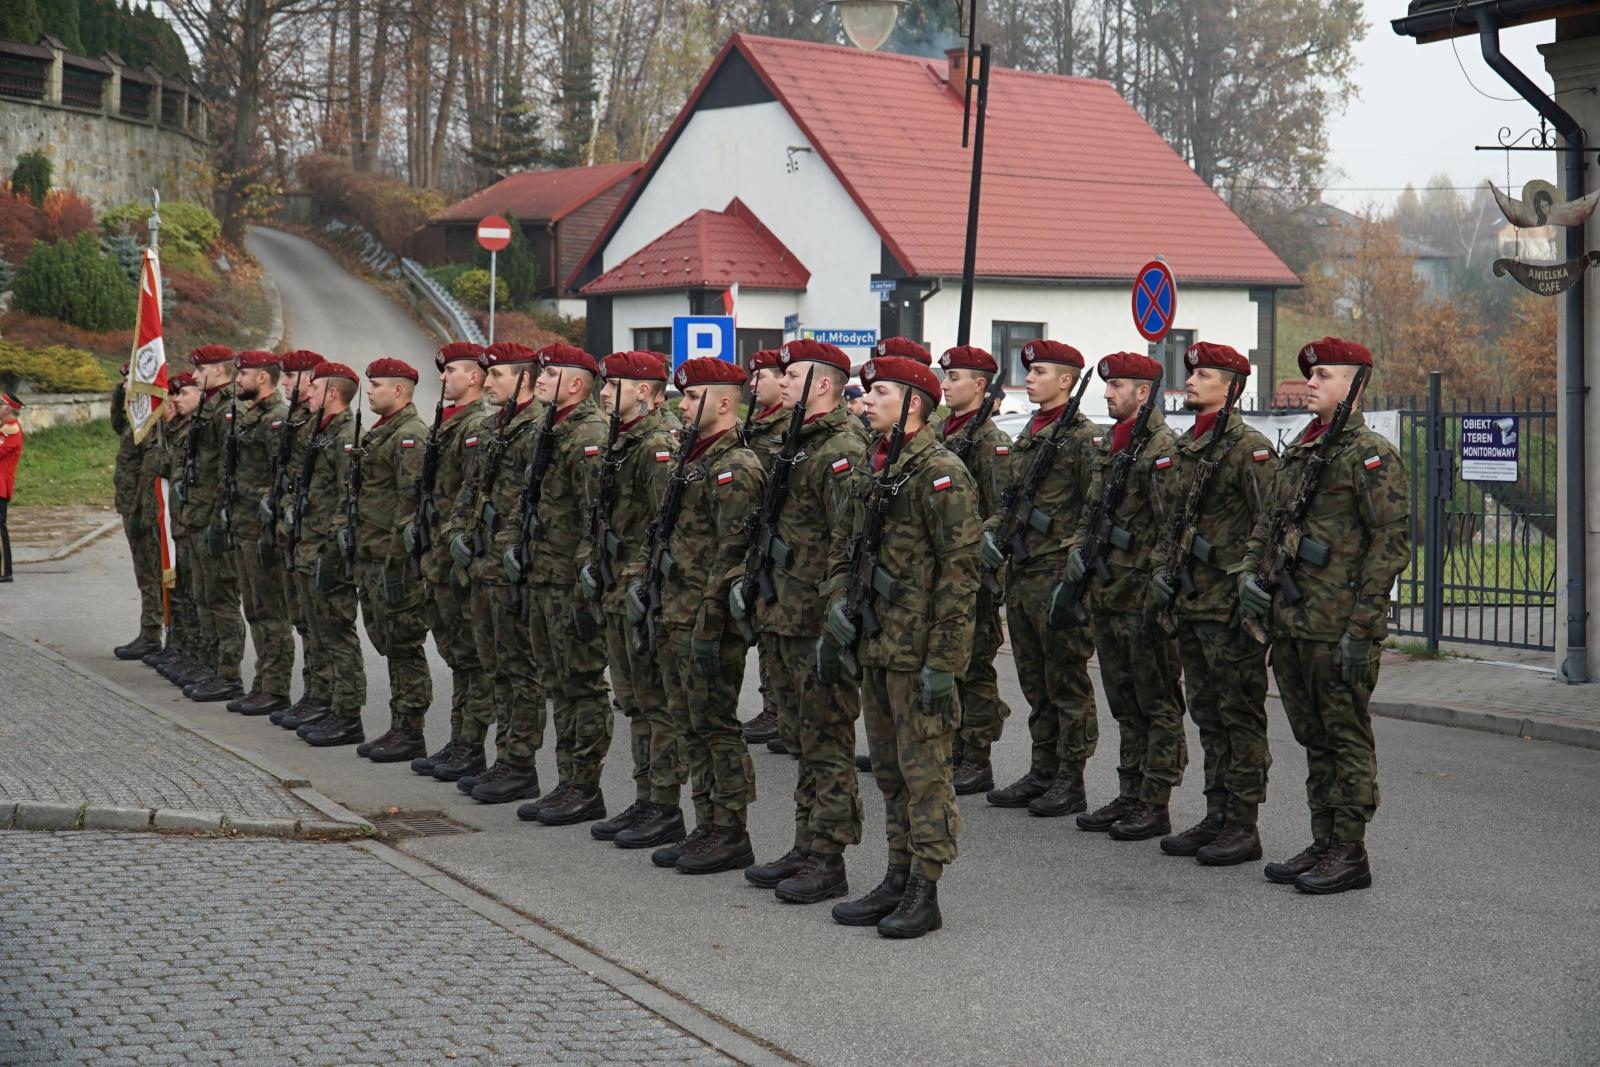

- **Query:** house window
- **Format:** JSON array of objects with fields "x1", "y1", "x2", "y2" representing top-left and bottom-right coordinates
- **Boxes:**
[
  {"x1": 1150, "y1": 328, "x2": 1195, "y2": 387},
  {"x1": 991, "y1": 321, "x2": 1044, "y2": 386},
  {"x1": 737, "y1": 329, "x2": 783, "y2": 365},
  {"x1": 633, "y1": 327, "x2": 671, "y2": 355}
]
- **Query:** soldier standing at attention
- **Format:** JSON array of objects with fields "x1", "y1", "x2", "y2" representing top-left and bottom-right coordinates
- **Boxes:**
[
  {"x1": 271, "y1": 351, "x2": 330, "y2": 728},
  {"x1": 1239, "y1": 337, "x2": 1408, "y2": 895},
  {"x1": 410, "y1": 343, "x2": 493, "y2": 777},
  {"x1": 982, "y1": 341, "x2": 1100, "y2": 815},
  {"x1": 739, "y1": 338, "x2": 866, "y2": 905},
  {"x1": 290, "y1": 362, "x2": 368, "y2": 746},
  {"x1": 343, "y1": 357, "x2": 432, "y2": 760},
  {"x1": 1149, "y1": 342, "x2": 1278, "y2": 865},
  {"x1": 0, "y1": 391, "x2": 21, "y2": 583},
  {"x1": 1063, "y1": 352, "x2": 1184, "y2": 842},
  {"x1": 225, "y1": 350, "x2": 293, "y2": 717},
  {"x1": 156, "y1": 376, "x2": 204, "y2": 680},
  {"x1": 932, "y1": 345, "x2": 1013, "y2": 797},
  {"x1": 822, "y1": 355, "x2": 980, "y2": 940},
  {"x1": 740, "y1": 347, "x2": 788, "y2": 749},
  {"x1": 185, "y1": 344, "x2": 248, "y2": 703},
  {"x1": 585, "y1": 352, "x2": 682, "y2": 847},
  {"x1": 111, "y1": 366, "x2": 163, "y2": 658}
]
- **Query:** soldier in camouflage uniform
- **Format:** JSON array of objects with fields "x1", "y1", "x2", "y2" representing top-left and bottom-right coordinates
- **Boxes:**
[
  {"x1": 739, "y1": 348, "x2": 790, "y2": 749},
  {"x1": 1240, "y1": 337, "x2": 1409, "y2": 895},
  {"x1": 981, "y1": 341, "x2": 1101, "y2": 816},
  {"x1": 136, "y1": 391, "x2": 180, "y2": 670},
  {"x1": 738, "y1": 339, "x2": 867, "y2": 904},
  {"x1": 626, "y1": 357, "x2": 766, "y2": 875},
  {"x1": 443, "y1": 343, "x2": 545, "y2": 802},
  {"x1": 223, "y1": 350, "x2": 293, "y2": 716},
  {"x1": 331, "y1": 357, "x2": 431, "y2": 757},
  {"x1": 154, "y1": 374, "x2": 203, "y2": 678},
  {"x1": 1060, "y1": 351, "x2": 1185, "y2": 841},
  {"x1": 820, "y1": 355, "x2": 979, "y2": 940},
  {"x1": 409, "y1": 343, "x2": 493, "y2": 778},
  {"x1": 270, "y1": 351, "x2": 331, "y2": 727},
  {"x1": 1148, "y1": 342, "x2": 1278, "y2": 865},
  {"x1": 182, "y1": 344, "x2": 247, "y2": 703},
  {"x1": 283, "y1": 362, "x2": 367, "y2": 743},
  {"x1": 584, "y1": 352, "x2": 683, "y2": 847},
  {"x1": 111, "y1": 369, "x2": 165, "y2": 660},
  {"x1": 932, "y1": 345, "x2": 1013, "y2": 796}
]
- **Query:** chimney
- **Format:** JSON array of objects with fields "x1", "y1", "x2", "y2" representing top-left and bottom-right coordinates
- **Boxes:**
[{"x1": 946, "y1": 47, "x2": 967, "y2": 90}]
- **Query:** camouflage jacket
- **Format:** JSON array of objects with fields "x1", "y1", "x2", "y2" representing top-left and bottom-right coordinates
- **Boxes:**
[
  {"x1": 112, "y1": 383, "x2": 141, "y2": 517},
  {"x1": 231, "y1": 391, "x2": 288, "y2": 542},
  {"x1": 824, "y1": 428, "x2": 982, "y2": 676},
  {"x1": 156, "y1": 417, "x2": 197, "y2": 538},
  {"x1": 983, "y1": 407, "x2": 1099, "y2": 575},
  {"x1": 934, "y1": 410, "x2": 1012, "y2": 521},
  {"x1": 1163, "y1": 415, "x2": 1278, "y2": 622},
  {"x1": 453, "y1": 400, "x2": 542, "y2": 582},
  {"x1": 597, "y1": 405, "x2": 677, "y2": 617},
  {"x1": 752, "y1": 404, "x2": 867, "y2": 638},
  {"x1": 1241, "y1": 411, "x2": 1409, "y2": 642},
  {"x1": 514, "y1": 398, "x2": 607, "y2": 587},
  {"x1": 421, "y1": 397, "x2": 489, "y2": 585},
  {"x1": 342, "y1": 402, "x2": 428, "y2": 565},
  {"x1": 1069, "y1": 407, "x2": 1181, "y2": 615},
  {"x1": 187, "y1": 384, "x2": 237, "y2": 529},
  {"x1": 291, "y1": 408, "x2": 358, "y2": 571},
  {"x1": 271, "y1": 402, "x2": 317, "y2": 544},
  {"x1": 744, "y1": 404, "x2": 789, "y2": 471},
  {"x1": 136, "y1": 423, "x2": 167, "y2": 535},
  {"x1": 654, "y1": 429, "x2": 766, "y2": 639}
]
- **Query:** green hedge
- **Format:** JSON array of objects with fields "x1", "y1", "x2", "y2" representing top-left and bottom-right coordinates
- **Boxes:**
[
  {"x1": 0, "y1": 341, "x2": 118, "y2": 393},
  {"x1": 11, "y1": 231, "x2": 136, "y2": 331},
  {"x1": 100, "y1": 200, "x2": 221, "y2": 260}
]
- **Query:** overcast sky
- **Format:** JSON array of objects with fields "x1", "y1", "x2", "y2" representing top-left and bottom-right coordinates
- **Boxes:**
[{"x1": 1323, "y1": 2, "x2": 1562, "y2": 211}]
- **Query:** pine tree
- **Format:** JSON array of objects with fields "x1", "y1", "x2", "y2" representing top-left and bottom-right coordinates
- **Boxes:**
[
  {"x1": 496, "y1": 212, "x2": 540, "y2": 306},
  {"x1": 0, "y1": 0, "x2": 44, "y2": 43},
  {"x1": 467, "y1": 77, "x2": 546, "y2": 174},
  {"x1": 38, "y1": 0, "x2": 81, "y2": 51}
]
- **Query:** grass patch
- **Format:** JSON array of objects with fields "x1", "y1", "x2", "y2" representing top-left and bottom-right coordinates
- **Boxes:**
[
  {"x1": 13, "y1": 418, "x2": 118, "y2": 507},
  {"x1": 1383, "y1": 638, "x2": 1457, "y2": 660},
  {"x1": 1392, "y1": 541, "x2": 1557, "y2": 607}
]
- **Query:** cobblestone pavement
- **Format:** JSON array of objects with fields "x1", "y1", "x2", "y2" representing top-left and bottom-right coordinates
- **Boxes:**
[
  {"x1": 0, "y1": 632, "x2": 314, "y2": 822},
  {"x1": 0, "y1": 832, "x2": 735, "y2": 1066}
]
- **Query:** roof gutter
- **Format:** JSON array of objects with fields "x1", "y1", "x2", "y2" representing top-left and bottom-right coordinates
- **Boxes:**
[{"x1": 1391, "y1": 1, "x2": 1600, "y2": 43}]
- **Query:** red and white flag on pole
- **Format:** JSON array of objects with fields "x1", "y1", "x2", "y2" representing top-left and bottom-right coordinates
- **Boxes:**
[
  {"x1": 126, "y1": 246, "x2": 167, "y2": 444},
  {"x1": 721, "y1": 283, "x2": 739, "y2": 319}
]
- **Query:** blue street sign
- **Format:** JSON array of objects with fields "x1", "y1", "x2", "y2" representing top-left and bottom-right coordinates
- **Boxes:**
[
  {"x1": 869, "y1": 279, "x2": 898, "y2": 293},
  {"x1": 1131, "y1": 259, "x2": 1177, "y2": 342},
  {"x1": 671, "y1": 315, "x2": 736, "y2": 370},
  {"x1": 784, "y1": 313, "x2": 800, "y2": 333},
  {"x1": 806, "y1": 329, "x2": 878, "y2": 347}
]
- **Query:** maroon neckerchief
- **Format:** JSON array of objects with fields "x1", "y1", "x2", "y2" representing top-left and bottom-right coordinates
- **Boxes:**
[
  {"x1": 688, "y1": 427, "x2": 730, "y2": 461},
  {"x1": 870, "y1": 427, "x2": 923, "y2": 471},
  {"x1": 1110, "y1": 417, "x2": 1136, "y2": 455},
  {"x1": 1028, "y1": 403, "x2": 1066, "y2": 436},
  {"x1": 1190, "y1": 410, "x2": 1220, "y2": 439},
  {"x1": 1301, "y1": 418, "x2": 1331, "y2": 445},
  {"x1": 554, "y1": 403, "x2": 579, "y2": 424},
  {"x1": 942, "y1": 408, "x2": 979, "y2": 436}
]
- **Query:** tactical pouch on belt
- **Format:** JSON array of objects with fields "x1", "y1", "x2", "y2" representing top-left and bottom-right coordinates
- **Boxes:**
[
  {"x1": 1296, "y1": 535, "x2": 1330, "y2": 569},
  {"x1": 870, "y1": 563, "x2": 898, "y2": 603},
  {"x1": 479, "y1": 500, "x2": 497, "y2": 536},
  {"x1": 1190, "y1": 534, "x2": 1215, "y2": 565},
  {"x1": 660, "y1": 548, "x2": 678, "y2": 583},
  {"x1": 769, "y1": 534, "x2": 793, "y2": 570},
  {"x1": 604, "y1": 529, "x2": 624, "y2": 559},
  {"x1": 1026, "y1": 506, "x2": 1052, "y2": 535},
  {"x1": 1107, "y1": 525, "x2": 1134, "y2": 552}
]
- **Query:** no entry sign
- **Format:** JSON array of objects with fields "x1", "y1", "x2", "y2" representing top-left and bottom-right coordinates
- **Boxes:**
[
  {"x1": 477, "y1": 215, "x2": 512, "y2": 253},
  {"x1": 1132, "y1": 259, "x2": 1177, "y2": 342}
]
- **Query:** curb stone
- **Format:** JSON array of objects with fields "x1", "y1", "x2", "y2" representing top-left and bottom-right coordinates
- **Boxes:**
[
  {"x1": 1370, "y1": 700, "x2": 1600, "y2": 751},
  {"x1": 82, "y1": 806, "x2": 153, "y2": 832},
  {"x1": 13, "y1": 801, "x2": 85, "y2": 830}
]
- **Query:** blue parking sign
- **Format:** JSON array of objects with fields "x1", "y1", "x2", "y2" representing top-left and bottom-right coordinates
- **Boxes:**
[{"x1": 671, "y1": 316, "x2": 736, "y2": 371}]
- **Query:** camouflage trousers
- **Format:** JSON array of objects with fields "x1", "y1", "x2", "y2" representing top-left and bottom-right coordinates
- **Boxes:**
[
  {"x1": 1092, "y1": 610, "x2": 1186, "y2": 805},
  {"x1": 860, "y1": 666, "x2": 960, "y2": 881},
  {"x1": 760, "y1": 636, "x2": 797, "y2": 757},
  {"x1": 521, "y1": 580, "x2": 611, "y2": 788},
  {"x1": 773, "y1": 634, "x2": 863, "y2": 854},
  {"x1": 357, "y1": 559, "x2": 431, "y2": 731},
  {"x1": 1175, "y1": 617, "x2": 1270, "y2": 824},
  {"x1": 657, "y1": 625, "x2": 751, "y2": 829},
  {"x1": 957, "y1": 588, "x2": 1013, "y2": 762},
  {"x1": 236, "y1": 539, "x2": 293, "y2": 697},
  {"x1": 1271, "y1": 637, "x2": 1381, "y2": 842},
  {"x1": 460, "y1": 573, "x2": 540, "y2": 762},
  {"x1": 124, "y1": 509, "x2": 163, "y2": 640},
  {"x1": 171, "y1": 538, "x2": 201, "y2": 657},
  {"x1": 193, "y1": 532, "x2": 245, "y2": 683},
  {"x1": 299, "y1": 558, "x2": 365, "y2": 717},
  {"x1": 604, "y1": 610, "x2": 666, "y2": 805},
  {"x1": 424, "y1": 572, "x2": 488, "y2": 741},
  {"x1": 182, "y1": 540, "x2": 215, "y2": 666},
  {"x1": 1009, "y1": 566, "x2": 1098, "y2": 776},
  {"x1": 282, "y1": 550, "x2": 326, "y2": 702}
]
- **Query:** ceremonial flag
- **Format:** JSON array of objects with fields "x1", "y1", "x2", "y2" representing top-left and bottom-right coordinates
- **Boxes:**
[
  {"x1": 126, "y1": 247, "x2": 167, "y2": 444},
  {"x1": 155, "y1": 475, "x2": 177, "y2": 590},
  {"x1": 722, "y1": 283, "x2": 739, "y2": 318}
]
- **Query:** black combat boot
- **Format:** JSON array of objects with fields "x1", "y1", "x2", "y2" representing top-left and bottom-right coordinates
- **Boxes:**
[
  {"x1": 302, "y1": 714, "x2": 365, "y2": 747},
  {"x1": 114, "y1": 636, "x2": 163, "y2": 661},
  {"x1": 277, "y1": 696, "x2": 330, "y2": 730},
  {"x1": 854, "y1": 753, "x2": 871, "y2": 772},
  {"x1": 1109, "y1": 801, "x2": 1170, "y2": 841},
  {"x1": 180, "y1": 670, "x2": 216, "y2": 696},
  {"x1": 1028, "y1": 766, "x2": 1087, "y2": 817},
  {"x1": 1160, "y1": 812, "x2": 1225, "y2": 857},
  {"x1": 775, "y1": 851, "x2": 848, "y2": 904},
  {"x1": 741, "y1": 709, "x2": 779, "y2": 745},
  {"x1": 1264, "y1": 838, "x2": 1333, "y2": 885},
  {"x1": 471, "y1": 763, "x2": 541, "y2": 804},
  {"x1": 986, "y1": 770, "x2": 1053, "y2": 809},
  {"x1": 766, "y1": 737, "x2": 789, "y2": 755},
  {"x1": 618, "y1": 805, "x2": 687, "y2": 850},
  {"x1": 412, "y1": 740, "x2": 462, "y2": 776},
  {"x1": 142, "y1": 648, "x2": 172, "y2": 668},
  {"x1": 430, "y1": 745, "x2": 487, "y2": 783},
  {"x1": 951, "y1": 757, "x2": 994, "y2": 796},
  {"x1": 590, "y1": 799, "x2": 651, "y2": 841},
  {"x1": 1196, "y1": 823, "x2": 1263, "y2": 866},
  {"x1": 675, "y1": 825, "x2": 754, "y2": 875},
  {"x1": 1294, "y1": 839, "x2": 1372, "y2": 894},
  {"x1": 367, "y1": 730, "x2": 427, "y2": 764},
  {"x1": 356, "y1": 728, "x2": 396, "y2": 758},
  {"x1": 533, "y1": 786, "x2": 605, "y2": 826},
  {"x1": 831, "y1": 864, "x2": 909, "y2": 926},
  {"x1": 515, "y1": 781, "x2": 573, "y2": 816},
  {"x1": 190, "y1": 676, "x2": 245, "y2": 703},
  {"x1": 876, "y1": 873, "x2": 941, "y2": 939},
  {"x1": 1075, "y1": 794, "x2": 1138, "y2": 832},
  {"x1": 654, "y1": 822, "x2": 713, "y2": 868},
  {"x1": 745, "y1": 846, "x2": 809, "y2": 889},
  {"x1": 234, "y1": 693, "x2": 290, "y2": 717}
]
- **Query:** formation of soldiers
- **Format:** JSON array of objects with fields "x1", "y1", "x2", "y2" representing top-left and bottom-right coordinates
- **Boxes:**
[{"x1": 110, "y1": 331, "x2": 1409, "y2": 938}]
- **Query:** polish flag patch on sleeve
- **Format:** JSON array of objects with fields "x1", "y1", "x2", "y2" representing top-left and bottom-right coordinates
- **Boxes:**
[
  {"x1": 224, "y1": 412, "x2": 234, "y2": 423},
  {"x1": 1092, "y1": 436, "x2": 1104, "y2": 447},
  {"x1": 343, "y1": 443, "x2": 354, "y2": 454},
  {"x1": 583, "y1": 444, "x2": 601, "y2": 458},
  {"x1": 1154, "y1": 456, "x2": 1173, "y2": 470},
  {"x1": 1364, "y1": 454, "x2": 1383, "y2": 471},
  {"x1": 995, "y1": 445, "x2": 1010, "y2": 456},
  {"x1": 654, "y1": 450, "x2": 672, "y2": 463},
  {"x1": 831, "y1": 457, "x2": 852, "y2": 476},
  {"x1": 270, "y1": 420, "x2": 283, "y2": 430},
  {"x1": 716, "y1": 470, "x2": 734, "y2": 486},
  {"x1": 932, "y1": 474, "x2": 954, "y2": 493},
  {"x1": 465, "y1": 436, "x2": 479, "y2": 448},
  {"x1": 1252, "y1": 448, "x2": 1270, "y2": 462},
  {"x1": 400, "y1": 438, "x2": 416, "y2": 449}
]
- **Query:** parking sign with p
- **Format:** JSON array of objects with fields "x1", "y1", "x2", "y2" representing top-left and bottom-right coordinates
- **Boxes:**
[{"x1": 671, "y1": 316, "x2": 736, "y2": 373}]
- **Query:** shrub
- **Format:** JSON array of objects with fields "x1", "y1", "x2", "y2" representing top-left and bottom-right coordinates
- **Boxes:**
[
  {"x1": 298, "y1": 153, "x2": 445, "y2": 250},
  {"x1": 527, "y1": 307, "x2": 586, "y2": 346},
  {"x1": 426, "y1": 261, "x2": 474, "y2": 294},
  {"x1": 0, "y1": 253, "x2": 12, "y2": 293},
  {"x1": 12, "y1": 231, "x2": 137, "y2": 331},
  {"x1": 0, "y1": 186, "x2": 50, "y2": 263},
  {"x1": 11, "y1": 150, "x2": 51, "y2": 205},
  {"x1": 0, "y1": 311, "x2": 131, "y2": 358},
  {"x1": 41, "y1": 189, "x2": 95, "y2": 242},
  {"x1": 100, "y1": 199, "x2": 221, "y2": 259},
  {"x1": 497, "y1": 211, "x2": 540, "y2": 305},
  {"x1": 452, "y1": 268, "x2": 508, "y2": 309},
  {"x1": 486, "y1": 310, "x2": 568, "y2": 350},
  {"x1": 0, "y1": 341, "x2": 118, "y2": 393}
]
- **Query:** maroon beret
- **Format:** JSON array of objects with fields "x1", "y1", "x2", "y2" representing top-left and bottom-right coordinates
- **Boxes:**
[
  {"x1": 189, "y1": 343, "x2": 235, "y2": 366},
  {"x1": 748, "y1": 349, "x2": 782, "y2": 373},
  {"x1": 673, "y1": 357, "x2": 747, "y2": 390},
  {"x1": 167, "y1": 372, "x2": 197, "y2": 394},
  {"x1": 2, "y1": 390, "x2": 23, "y2": 410},
  {"x1": 1297, "y1": 336, "x2": 1372, "y2": 379},
  {"x1": 436, "y1": 342, "x2": 485, "y2": 371},
  {"x1": 312, "y1": 361, "x2": 359, "y2": 384},
  {"x1": 119, "y1": 361, "x2": 129, "y2": 375},
  {"x1": 537, "y1": 343, "x2": 599, "y2": 376},
  {"x1": 780, "y1": 337, "x2": 851, "y2": 374},
  {"x1": 1184, "y1": 341, "x2": 1250, "y2": 377},
  {"x1": 482, "y1": 342, "x2": 538, "y2": 367},
  {"x1": 1096, "y1": 352, "x2": 1165, "y2": 382},
  {"x1": 234, "y1": 349, "x2": 279, "y2": 370},
  {"x1": 860, "y1": 356, "x2": 940, "y2": 401},
  {"x1": 939, "y1": 345, "x2": 998, "y2": 374},
  {"x1": 601, "y1": 351, "x2": 669, "y2": 382},
  {"x1": 1020, "y1": 340, "x2": 1083, "y2": 369},
  {"x1": 366, "y1": 357, "x2": 419, "y2": 383},
  {"x1": 280, "y1": 349, "x2": 325, "y2": 373},
  {"x1": 874, "y1": 336, "x2": 932, "y2": 364}
]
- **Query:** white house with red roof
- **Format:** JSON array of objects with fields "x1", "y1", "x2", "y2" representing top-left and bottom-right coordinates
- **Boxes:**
[{"x1": 569, "y1": 34, "x2": 1298, "y2": 411}]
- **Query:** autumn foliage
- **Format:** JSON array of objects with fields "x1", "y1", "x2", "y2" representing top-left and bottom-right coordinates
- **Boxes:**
[
  {"x1": 298, "y1": 154, "x2": 445, "y2": 250},
  {"x1": 0, "y1": 187, "x2": 99, "y2": 264}
]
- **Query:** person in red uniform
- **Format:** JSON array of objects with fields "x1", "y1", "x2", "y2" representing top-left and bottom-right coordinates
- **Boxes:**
[{"x1": 0, "y1": 391, "x2": 23, "y2": 582}]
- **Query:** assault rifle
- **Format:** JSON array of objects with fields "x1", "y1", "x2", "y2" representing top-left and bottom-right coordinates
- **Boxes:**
[
  {"x1": 409, "y1": 393, "x2": 446, "y2": 578},
  {"x1": 179, "y1": 396, "x2": 201, "y2": 505},
  {"x1": 467, "y1": 365, "x2": 528, "y2": 559},
  {"x1": 506, "y1": 372, "x2": 564, "y2": 618},
  {"x1": 1154, "y1": 373, "x2": 1248, "y2": 617},
  {"x1": 835, "y1": 384, "x2": 914, "y2": 679},
  {"x1": 259, "y1": 387, "x2": 302, "y2": 568},
  {"x1": 737, "y1": 386, "x2": 760, "y2": 447},
  {"x1": 946, "y1": 369, "x2": 1004, "y2": 464},
  {"x1": 633, "y1": 393, "x2": 707, "y2": 653},
  {"x1": 220, "y1": 384, "x2": 241, "y2": 548},
  {"x1": 733, "y1": 365, "x2": 815, "y2": 645},
  {"x1": 337, "y1": 393, "x2": 363, "y2": 580},
  {"x1": 585, "y1": 378, "x2": 625, "y2": 595},
  {"x1": 285, "y1": 393, "x2": 329, "y2": 561},
  {"x1": 1240, "y1": 367, "x2": 1367, "y2": 647}
]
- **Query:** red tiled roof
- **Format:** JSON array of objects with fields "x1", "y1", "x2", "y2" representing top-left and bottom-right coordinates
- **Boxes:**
[
  {"x1": 581, "y1": 198, "x2": 810, "y2": 295},
  {"x1": 433, "y1": 161, "x2": 642, "y2": 224},
  {"x1": 571, "y1": 35, "x2": 1297, "y2": 289}
]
